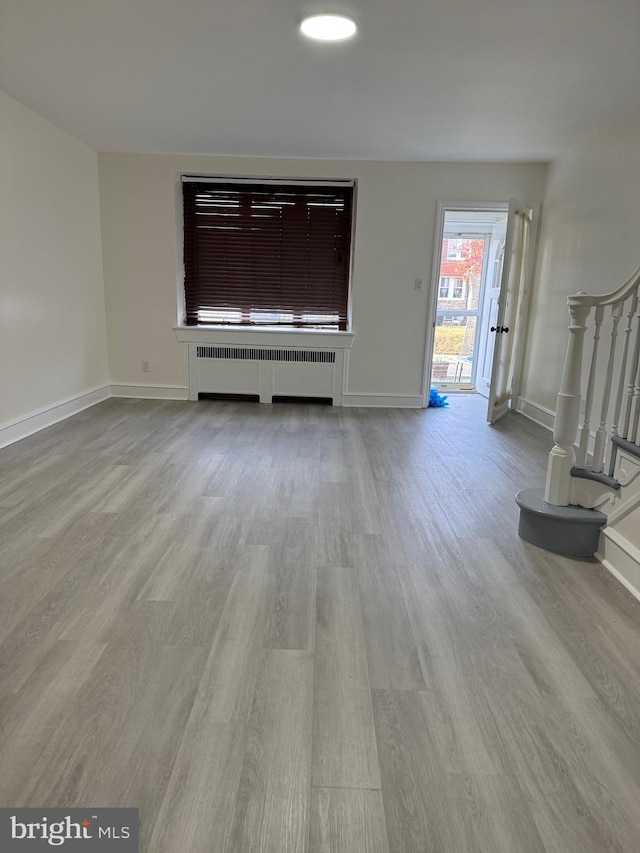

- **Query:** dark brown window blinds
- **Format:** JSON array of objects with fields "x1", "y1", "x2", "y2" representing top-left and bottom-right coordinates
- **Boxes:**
[{"x1": 183, "y1": 181, "x2": 353, "y2": 328}]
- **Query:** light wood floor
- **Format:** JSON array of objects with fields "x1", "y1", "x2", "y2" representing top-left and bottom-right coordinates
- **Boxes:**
[{"x1": 1, "y1": 394, "x2": 639, "y2": 852}]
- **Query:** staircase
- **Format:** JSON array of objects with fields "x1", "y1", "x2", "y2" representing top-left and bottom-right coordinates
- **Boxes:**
[{"x1": 516, "y1": 262, "x2": 640, "y2": 599}]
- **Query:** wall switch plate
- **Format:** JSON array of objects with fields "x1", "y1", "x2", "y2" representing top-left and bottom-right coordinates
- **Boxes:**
[
  {"x1": 142, "y1": 360, "x2": 150, "y2": 372},
  {"x1": 414, "y1": 278, "x2": 423, "y2": 291}
]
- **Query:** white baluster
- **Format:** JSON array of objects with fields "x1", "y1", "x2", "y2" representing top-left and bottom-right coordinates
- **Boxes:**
[
  {"x1": 592, "y1": 303, "x2": 622, "y2": 472},
  {"x1": 622, "y1": 298, "x2": 640, "y2": 438},
  {"x1": 545, "y1": 299, "x2": 591, "y2": 506},
  {"x1": 631, "y1": 343, "x2": 640, "y2": 442},
  {"x1": 610, "y1": 291, "x2": 637, "y2": 440},
  {"x1": 576, "y1": 306, "x2": 604, "y2": 469},
  {"x1": 634, "y1": 378, "x2": 640, "y2": 445}
]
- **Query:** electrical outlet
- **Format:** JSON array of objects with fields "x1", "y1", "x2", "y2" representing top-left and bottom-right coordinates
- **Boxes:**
[
  {"x1": 414, "y1": 278, "x2": 423, "y2": 291},
  {"x1": 142, "y1": 360, "x2": 150, "y2": 373}
]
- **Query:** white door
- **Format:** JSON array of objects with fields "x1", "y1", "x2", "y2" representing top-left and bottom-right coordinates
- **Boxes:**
[
  {"x1": 487, "y1": 198, "x2": 538, "y2": 423},
  {"x1": 476, "y1": 221, "x2": 507, "y2": 399}
]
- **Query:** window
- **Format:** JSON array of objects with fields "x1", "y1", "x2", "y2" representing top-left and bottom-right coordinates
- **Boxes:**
[
  {"x1": 439, "y1": 276, "x2": 466, "y2": 299},
  {"x1": 446, "y1": 238, "x2": 463, "y2": 260},
  {"x1": 182, "y1": 180, "x2": 353, "y2": 328}
]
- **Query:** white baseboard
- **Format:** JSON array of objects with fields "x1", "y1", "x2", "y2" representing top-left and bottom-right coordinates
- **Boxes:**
[
  {"x1": 516, "y1": 396, "x2": 555, "y2": 431},
  {"x1": 596, "y1": 527, "x2": 640, "y2": 603},
  {"x1": 110, "y1": 384, "x2": 189, "y2": 401},
  {"x1": 0, "y1": 383, "x2": 193, "y2": 449},
  {"x1": 342, "y1": 393, "x2": 423, "y2": 408},
  {"x1": 0, "y1": 385, "x2": 111, "y2": 449}
]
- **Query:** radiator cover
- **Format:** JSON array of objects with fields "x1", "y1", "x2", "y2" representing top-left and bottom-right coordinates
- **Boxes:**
[{"x1": 188, "y1": 343, "x2": 345, "y2": 404}]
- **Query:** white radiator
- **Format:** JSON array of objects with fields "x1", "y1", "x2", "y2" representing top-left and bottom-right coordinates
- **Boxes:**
[{"x1": 187, "y1": 343, "x2": 346, "y2": 404}]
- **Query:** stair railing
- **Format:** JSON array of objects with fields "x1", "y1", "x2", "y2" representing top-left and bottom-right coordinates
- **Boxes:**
[{"x1": 545, "y1": 262, "x2": 640, "y2": 506}]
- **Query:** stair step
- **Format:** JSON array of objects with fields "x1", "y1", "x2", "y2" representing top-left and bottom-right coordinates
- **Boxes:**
[
  {"x1": 611, "y1": 434, "x2": 640, "y2": 460},
  {"x1": 515, "y1": 487, "x2": 606, "y2": 556},
  {"x1": 570, "y1": 467, "x2": 619, "y2": 490}
]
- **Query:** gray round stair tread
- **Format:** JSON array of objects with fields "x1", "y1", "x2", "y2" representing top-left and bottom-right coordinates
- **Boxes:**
[{"x1": 515, "y1": 488, "x2": 606, "y2": 525}]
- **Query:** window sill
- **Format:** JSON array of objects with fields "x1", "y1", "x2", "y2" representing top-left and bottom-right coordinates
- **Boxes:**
[{"x1": 173, "y1": 325, "x2": 354, "y2": 349}]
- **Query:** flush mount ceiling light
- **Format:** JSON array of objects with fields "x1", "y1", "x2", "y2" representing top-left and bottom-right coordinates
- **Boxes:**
[{"x1": 300, "y1": 14, "x2": 357, "y2": 41}]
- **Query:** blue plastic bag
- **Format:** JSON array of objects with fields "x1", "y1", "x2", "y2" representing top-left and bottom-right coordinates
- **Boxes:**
[{"x1": 428, "y1": 388, "x2": 449, "y2": 407}]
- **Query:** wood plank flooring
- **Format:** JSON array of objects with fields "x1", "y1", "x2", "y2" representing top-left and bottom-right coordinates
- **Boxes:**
[{"x1": 1, "y1": 394, "x2": 639, "y2": 852}]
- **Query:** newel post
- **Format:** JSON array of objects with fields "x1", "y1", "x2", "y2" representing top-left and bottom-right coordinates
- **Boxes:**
[{"x1": 545, "y1": 297, "x2": 592, "y2": 505}]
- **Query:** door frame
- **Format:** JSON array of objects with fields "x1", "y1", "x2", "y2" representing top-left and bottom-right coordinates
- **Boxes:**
[{"x1": 421, "y1": 200, "x2": 511, "y2": 408}]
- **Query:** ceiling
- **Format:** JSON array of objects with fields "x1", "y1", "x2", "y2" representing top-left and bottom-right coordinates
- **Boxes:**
[{"x1": 1, "y1": 0, "x2": 639, "y2": 162}]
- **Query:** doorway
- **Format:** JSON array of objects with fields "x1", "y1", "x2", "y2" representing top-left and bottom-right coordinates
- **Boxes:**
[{"x1": 427, "y1": 206, "x2": 508, "y2": 395}]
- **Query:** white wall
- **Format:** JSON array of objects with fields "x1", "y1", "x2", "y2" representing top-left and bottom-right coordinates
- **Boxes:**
[
  {"x1": 98, "y1": 153, "x2": 546, "y2": 401},
  {"x1": 522, "y1": 111, "x2": 640, "y2": 413},
  {"x1": 0, "y1": 90, "x2": 108, "y2": 432}
]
